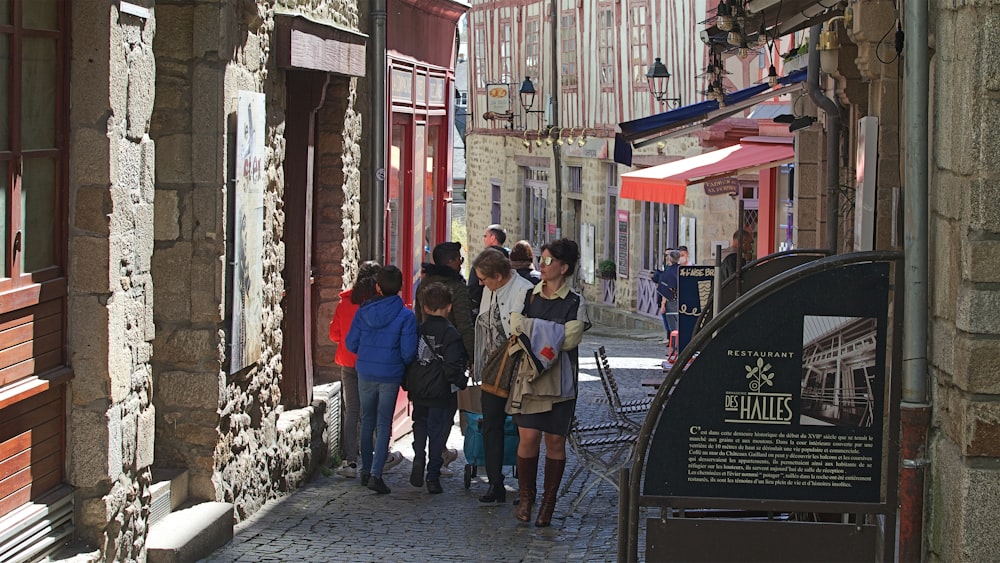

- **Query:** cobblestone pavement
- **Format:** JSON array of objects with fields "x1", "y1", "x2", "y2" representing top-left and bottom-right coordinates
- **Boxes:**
[{"x1": 201, "y1": 323, "x2": 670, "y2": 563}]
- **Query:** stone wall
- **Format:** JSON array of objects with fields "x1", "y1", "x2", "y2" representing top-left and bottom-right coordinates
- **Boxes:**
[
  {"x1": 926, "y1": 3, "x2": 1000, "y2": 560},
  {"x1": 68, "y1": 4, "x2": 157, "y2": 559}
]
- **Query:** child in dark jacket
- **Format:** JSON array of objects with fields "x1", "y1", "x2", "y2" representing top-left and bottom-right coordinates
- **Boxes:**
[
  {"x1": 405, "y1": 282, "x2": 469, "y2": 494},
  {"x1": 346, "y1": 265, "x2": 417, "y2": 494}
]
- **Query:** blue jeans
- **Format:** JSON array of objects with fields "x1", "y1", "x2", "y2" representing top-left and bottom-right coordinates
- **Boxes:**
[
  {"x1": 661, "y1": 299, "x2": 678, "y2": 334},
  {"x1": 411, "y1": 403, "x2": 449, "y2": 481},
  {"x1": 359, "y1": 379, "x2": 400, "y2": 478}
]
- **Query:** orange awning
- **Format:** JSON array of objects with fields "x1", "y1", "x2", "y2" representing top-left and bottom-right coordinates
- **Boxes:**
[{"x1": 619, "y1": 138, "x2": 794, "y2": 205}]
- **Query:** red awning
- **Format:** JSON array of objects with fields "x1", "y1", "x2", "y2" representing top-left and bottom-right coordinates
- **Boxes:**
[{"x1": 619, "y1": 138, "x2": 794, "y2": 205}]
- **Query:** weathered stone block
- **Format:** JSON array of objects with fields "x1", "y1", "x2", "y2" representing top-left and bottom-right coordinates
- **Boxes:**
[
  {"x1": 74, "y1": 185, "x2": 112, "y2": 236},
  {"x1": 154, "y1": 189, "x2": 181, "y2": 241},
  {"x1": 964, "y1": 237, "x2": 1000, "y2": 283},
  {"x1": 71, "y1": 128, "x2": 113, "y2": 187},
  {"x1": 71, "y1": 236, "x2": 112, "y2": 293},
  {"x1": 151, "y1": 241, "x2": 192, "y2": 322},
  {"x1": 158, "y1": 371, "x2": 221, "y2": 410},
  {"x1": 956, "y1": 284, "x2": 1000, "y2": 334},
  {"x1": 155, "y1": 134, "x2": 193, "y2": 184},
  {"x1": 152, "y1": 4, "x2": 194, "y2": 60},
  {"x1": 152, "y1": 327, "x2": 220, "y2": 370},
  {"x1": 928, "y1": 437, "x2": 1000, "y2": 562},
  {"x1": 70, "y1": 409, "x2": 111, "y2": 488},
  {"x1": 126, "y1": 43, "x2": 156, "y2": 139},
  {"x1": 953, "y1": 334, "x2": 1000, "y2": 395}
]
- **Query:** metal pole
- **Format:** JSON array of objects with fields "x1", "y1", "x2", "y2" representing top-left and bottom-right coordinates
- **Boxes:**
[
  {"x1": 807, "y1": 25, "x2": 841, "y2": 253},
  {"x1": 370, "y1": 0, "x2": 387, "y2": 262},
  {"x1": 549, "y1": 0, "x2": 563, "y2": 237},
  {"x1": 900, "y1": 0, "x2": 930, "y2": 557}
]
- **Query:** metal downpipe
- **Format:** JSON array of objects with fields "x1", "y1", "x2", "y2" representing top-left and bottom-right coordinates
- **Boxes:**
[
  {"x1": 370, "y1": 0, "x2": 387, "y2": 262},
  {"x1": 900, "y1": 0, "x2": 931, "y2": 558},
  {"x1": 807, "y1": 25, "x2": 841, "y2": 252}
]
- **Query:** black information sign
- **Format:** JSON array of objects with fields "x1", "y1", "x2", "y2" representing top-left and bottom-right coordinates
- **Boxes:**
[
  {"x1": 677, "y1": 266, "x2": 715, "y2": 353},
  {"x1": 616, "y1": 210, "x2": 629, "y2": 277},
  {"x1": 645, "y1": 262, "x2": 890, "y2": 503}
]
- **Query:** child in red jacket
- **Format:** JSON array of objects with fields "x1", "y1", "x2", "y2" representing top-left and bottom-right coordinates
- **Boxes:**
[{"x1": 329, "y1": 260, "x2": 382, "y2": 478}]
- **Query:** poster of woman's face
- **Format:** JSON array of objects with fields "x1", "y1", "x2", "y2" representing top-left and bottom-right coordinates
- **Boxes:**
[{"x1": 230, "y1": 91, "x2": 266, "y2": 374}]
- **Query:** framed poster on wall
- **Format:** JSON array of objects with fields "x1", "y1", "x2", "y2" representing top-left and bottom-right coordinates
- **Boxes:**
[{"x1": 230, "y1": 91, "x2": 266, "y2": 374}]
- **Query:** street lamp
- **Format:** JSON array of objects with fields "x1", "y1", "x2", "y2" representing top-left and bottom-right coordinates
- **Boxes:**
[
  {"x1": 519, "y1": 76, "x2": 536, "y2": 112},
  {"x1": 646, "y1": 58, "x2": 682, "y2": 108}
]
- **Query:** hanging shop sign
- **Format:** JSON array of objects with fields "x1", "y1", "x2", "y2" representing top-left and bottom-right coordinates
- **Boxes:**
[{"x1": 703, "y1": 177, "x2": 740, "y2": 196}]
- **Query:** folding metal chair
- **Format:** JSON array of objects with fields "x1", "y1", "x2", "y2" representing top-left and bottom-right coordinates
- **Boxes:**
[
  {"x1": 594, "y1": 346, "x2": 651, "y2": 429},
  {"x1": 562, "y1": 418, "x2": 638, "y2": 512}
]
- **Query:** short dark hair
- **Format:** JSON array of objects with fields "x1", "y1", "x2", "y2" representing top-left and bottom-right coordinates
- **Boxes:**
[
  {"x1": 678, "y1": 245, "x2": 688, "y2": 252},
  {"x1": 509, "y1": 240, "x2": 534, "y2": 263},
  {"x1": 376, "y1": 265, "x2": 403, "y2": 296},
  {"x1": 733, "y1": 229, "x2": 752, "y2": 241},
  {"x1": 432, "y1": 241, "x2": 463, "y2": 265},
  {"x1": 541, "y1": 238, "x2": 580, "y2": 277},
  {"x1": 418, "y1": 281, "x2": 453, "y2": 311},
  {"x1": 486, "y1": 224, "x2": 507, "y2": 245}
]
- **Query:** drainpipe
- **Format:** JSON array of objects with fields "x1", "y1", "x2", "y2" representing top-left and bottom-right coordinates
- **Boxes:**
[
  {"x1": 807, "y1": 25, "x2": 840, "y2": 253},
  {"x1": 370, "y1": 0, "x2": 388, "y2": 262},
  {"x1": 548, "y1": 0, "x2": 563, "y2": 236},
  {"x1": 901, "y1": 0, "x2": 931, "y2": 558}
]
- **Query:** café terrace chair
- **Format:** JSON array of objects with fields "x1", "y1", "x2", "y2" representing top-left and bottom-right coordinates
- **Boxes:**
[
  {"x1": 594, "y1": 346, "x2": 651, "y2": 430},
  {"x1": 562, "y1": 417, "x2": 638, "y2": 512}
]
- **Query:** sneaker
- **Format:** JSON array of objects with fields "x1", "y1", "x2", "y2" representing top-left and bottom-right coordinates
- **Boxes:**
[
  {"x1": 410, "y1": 457, "x2": 425, "y2": 488},
  {"x1": 368, "y1": 476, "x2": 391, "y2": 494},
  {"x1": 426, "y1": 479, "x2": 443, "y2": 494},
  {"x1": 360, "y1": 471, "x2": 371, "y2": 487},
  {"x1": 383, "y1": 451, "x2": 404, "y2": 471},
  {"x1": 442, "y1": 448, "x2": 459, "y2": 467},
  {"x1": 335, "y1": 460, "x2": 357, "y2": 478},
  {"x1": 438, "y1": 465, "x2": 455, "y2": 477}
]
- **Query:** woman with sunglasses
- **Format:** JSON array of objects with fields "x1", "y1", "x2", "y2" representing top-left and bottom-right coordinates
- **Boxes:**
[{"x1": 508, "y1": 238, "x2": 591, "y2": 527}]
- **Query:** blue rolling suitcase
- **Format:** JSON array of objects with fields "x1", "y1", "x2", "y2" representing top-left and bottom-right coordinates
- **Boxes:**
[{"x1": 461, "y1": 411, "x2": 519, "y2": 488}]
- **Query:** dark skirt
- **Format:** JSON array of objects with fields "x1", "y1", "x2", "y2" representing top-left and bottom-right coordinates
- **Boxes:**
[{"x1": 512, "y1": 399, "x2": 576, "y2": 436}]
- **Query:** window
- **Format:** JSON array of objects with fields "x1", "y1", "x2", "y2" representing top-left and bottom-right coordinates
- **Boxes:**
[
  {"x1": 491, "y1": 181, "x2": 501, "y2": 224},
  {"x1": 0, "y1": 1, "x2": 69, "y2": 391},
  {"x1": 473, "y1": 24, "x2": 487, "y2": 90},
  {"x1": 0, "y1": 2, "x2": 67, "y2": 293},
  {"x1": 523, "y1": 167, "x2": 549, "y2": 250},
  {"x1": 605, "y1": 165, "x2": 618, "y2": 261},
  {"x1": 525, "y1": 19, "x2": 541, "y2": 84},
  {"x1": 569, "y1": 166, "x2": 582, "y2": 193},
  {"x1": 499, "y1": 21, "x2": 512, "y2": 83},
  {"x1": 598, "y1": 6, "x2": 615, "y2": 87},
  {"x1": 560, "y1": 12, "x2": 577, "y2": 89},
  {"x1": 629, "y1": 1, "x2": 650, "y2": 86},
  {"x1": 640, "y1": 202, "x2": 667, "y2": 270}
]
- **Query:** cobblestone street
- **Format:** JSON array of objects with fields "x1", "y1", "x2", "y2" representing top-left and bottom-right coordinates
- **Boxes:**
[{"x1": 201, "y1": 322, "x2": 667, "y2": 563}]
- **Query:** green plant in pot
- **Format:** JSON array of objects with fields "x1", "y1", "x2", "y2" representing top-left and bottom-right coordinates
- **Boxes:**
[{"x1": 598, "y1": 259, "x2": 617, "y2": 279}]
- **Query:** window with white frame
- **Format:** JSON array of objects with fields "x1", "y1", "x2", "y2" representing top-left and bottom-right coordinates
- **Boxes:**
[
  {"x1": 640, "y1": 201, "x2": 672, "y2": 270},
  {"x1": 523, "y1": 167, "x2": 549, "y2": 250},
  {"x1": 499, "y1": 20, "x2": 512, "y2": 83},
  {"x1": 560, "y1": 11, "x2": 577, "y2": 89},
  {"x1": 526, "y1": 19, "x2": 541, "y2": 84},
  {"x1": 629, "y1": 1, "x2": 651, "y2": 87},
  {"x1": 598, "y1": 5, "x2": 615, "y2": 87},
  {"x1": 473, "y1": 24, "x2": 487, "y2": 90}
]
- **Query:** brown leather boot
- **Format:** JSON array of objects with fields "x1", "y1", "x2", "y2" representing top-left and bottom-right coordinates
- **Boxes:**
[
  {"x1": 534, "y1": 457, "x2": 566, "y2": 527},
  {"x1": 515, "y1": 455, "x2": 538, "y2": 522}
]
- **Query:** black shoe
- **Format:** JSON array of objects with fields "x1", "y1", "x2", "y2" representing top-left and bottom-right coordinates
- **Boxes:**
[
  {"x1": 427, "y1": 479, "x2": 443, "y2": 494},
  {"x1": 368, "y1": 476, "x2": 390, "y2": 494},
  {"x1": 479, "y1": 485, "x2": 506, "y2": 504},
  {"x1": 360, "y1": 471, "x2": 371, "y2": 487},
  {"x1": 410, "y1": 458, "x2": 425, "y2": 488}
]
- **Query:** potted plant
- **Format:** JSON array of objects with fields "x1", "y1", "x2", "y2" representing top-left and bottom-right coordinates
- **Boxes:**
[
  {"x1": 598, "y1": 259, "x2": 617, "y2": 279},
  {"x1": 782, "y1": 43, "x2": 809, "y2": 73}
]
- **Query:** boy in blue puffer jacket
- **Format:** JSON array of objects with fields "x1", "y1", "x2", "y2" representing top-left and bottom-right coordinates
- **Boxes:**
[{"x1": 346, "y1": 265, "x2": 417, "y2": 494}]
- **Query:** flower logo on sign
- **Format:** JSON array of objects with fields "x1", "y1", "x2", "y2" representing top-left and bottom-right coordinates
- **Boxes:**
[{"x1": 745, "y1": 357, "x2": 774, "y2": 392}]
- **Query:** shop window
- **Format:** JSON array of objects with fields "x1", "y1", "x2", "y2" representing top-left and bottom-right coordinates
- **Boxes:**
[{"x1": 491, "y1": 182, "x2": 501, "y2": 224}]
